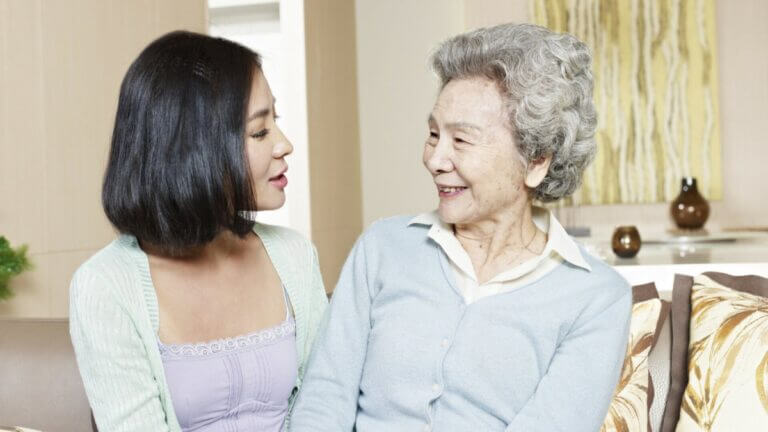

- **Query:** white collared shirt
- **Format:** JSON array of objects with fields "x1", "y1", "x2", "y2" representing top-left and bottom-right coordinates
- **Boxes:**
[{"x1": 408, "y1": 207, "x2": 592, "y2": 304}]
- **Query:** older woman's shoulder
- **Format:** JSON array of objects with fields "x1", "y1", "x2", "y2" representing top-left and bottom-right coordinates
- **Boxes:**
[
  {"x1": 366, "y1": 214, "x2": 420, "y2": 231},
  {"x1": 565, "y1": 245, "x2": 632, "y2": 308},
  {"x1": 341, "y1": 215, "x2": 433, "y2": 257},
  {"x1": 581, "y1": 247, "x2": 629, "y2": 280},
  {"x1": 359, "y1": 214, "x2": 429, "y2": 243}
]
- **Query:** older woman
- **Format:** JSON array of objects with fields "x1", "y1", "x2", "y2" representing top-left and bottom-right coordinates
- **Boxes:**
[{"x1": 290, "y1": 23, "x2": 631, "y2": 432}]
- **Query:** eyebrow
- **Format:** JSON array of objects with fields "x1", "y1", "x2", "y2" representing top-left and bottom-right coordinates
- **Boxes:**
[
  {"x1": 428, "y1": 115, "x2": 481, "y2": 132},
  {"x1": 447, "y1": 121, "x2": 481, "y2": 132},
  {"x1": 247, "y1": 97, "x2": 277, "y2": 121}
]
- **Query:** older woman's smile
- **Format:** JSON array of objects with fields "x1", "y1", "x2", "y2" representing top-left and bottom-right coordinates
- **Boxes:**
[
  {"x1": 423, "y1": 76, "x2": 534, "y2": 225},
  {"x1": 436, "y1": 184, "x2": 468, "y2": 198}
]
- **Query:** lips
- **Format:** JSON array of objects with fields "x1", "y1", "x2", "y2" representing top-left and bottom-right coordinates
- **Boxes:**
[
  {"x1": 436, "y1": 184, "x2": 467, "y2": 198},
  {"x1": 269, "y1": 167, "x2": 288, "y2": 189},
  {"x1": 437, "y1": 186, "x2": 466, "y2": 193},
  {"x1": 269, "y1": 167, "x2": 288, "y2": 181}
]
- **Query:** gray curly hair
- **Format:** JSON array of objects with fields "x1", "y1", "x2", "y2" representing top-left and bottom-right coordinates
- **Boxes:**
[{"x1": 430, "y1": 23, "x2": 597, "y2": 202}]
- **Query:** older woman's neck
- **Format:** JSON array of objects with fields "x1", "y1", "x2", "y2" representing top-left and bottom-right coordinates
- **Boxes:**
[{"x1": 454, "y1": 203, "x2": 543, "y2": 282}]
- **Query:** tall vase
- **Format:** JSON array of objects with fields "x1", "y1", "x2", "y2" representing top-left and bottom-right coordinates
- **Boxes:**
[{"x1": 670, "y1": 177, "x2": 710, "y2": 230}]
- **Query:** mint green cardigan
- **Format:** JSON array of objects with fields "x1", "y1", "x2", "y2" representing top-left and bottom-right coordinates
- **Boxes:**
[{"x1": 69, "y1": 223, "x2": 328, "y2": 432}]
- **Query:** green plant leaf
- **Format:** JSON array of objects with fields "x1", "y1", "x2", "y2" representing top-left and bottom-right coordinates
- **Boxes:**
[{"x1": 0, "y1": 236, "x2": 33, "y2": 300}]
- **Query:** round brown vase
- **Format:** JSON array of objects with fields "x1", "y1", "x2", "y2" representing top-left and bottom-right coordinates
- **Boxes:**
[
  {"x1": 670, "y1": 177, "x2": 710, "y2": 230},
  {"x1": 612, "y1": 226, "x2": 641, "y2": 258}
]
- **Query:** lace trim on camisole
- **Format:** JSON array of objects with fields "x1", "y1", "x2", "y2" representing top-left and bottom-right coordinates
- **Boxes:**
[
  {"x1": 158, "y1": 286, "x2": 295, "y2": 358},
  {"x1": 158, "y1": 318, "x2": 295, "y2": 358}
]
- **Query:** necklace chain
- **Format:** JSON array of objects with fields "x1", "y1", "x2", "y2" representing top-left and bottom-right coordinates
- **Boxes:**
[{"x1": 455, "y1": 227, "x2": 542, "y2": 256}]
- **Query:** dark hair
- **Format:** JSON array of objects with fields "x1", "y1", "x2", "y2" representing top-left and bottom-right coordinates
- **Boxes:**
[{"x1": 102, "y1": 31, "x2": 262, "y2": 255}]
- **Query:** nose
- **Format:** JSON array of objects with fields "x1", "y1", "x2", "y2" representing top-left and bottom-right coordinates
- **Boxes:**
[
  {"x1": 272, "y1": 126, "x2": 294, "y2": 158},
  {"x1": 424, "y1": 139, "x2": 454, "y2": 174}
]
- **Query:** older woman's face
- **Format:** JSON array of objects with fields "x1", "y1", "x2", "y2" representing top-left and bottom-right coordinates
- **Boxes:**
[{"x1": 424, "y1": 76, "x2": 528, "y2": 225}]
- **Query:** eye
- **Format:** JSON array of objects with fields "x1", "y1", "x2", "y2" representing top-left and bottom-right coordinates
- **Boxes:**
[
  {"x1": 250, "y1": 129, "x2": 269, "y2": 139},
  {"x1": 454, "y1": 137, "x2": 471, "y2": 145},
  {"x1": 426, "y1": 131, "x2": 438, "y2": 146}
]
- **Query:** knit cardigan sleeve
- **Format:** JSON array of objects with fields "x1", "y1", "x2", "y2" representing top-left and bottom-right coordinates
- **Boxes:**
[
  {"x1": 289, "y1": 233, "x2": 374, "y2": 431},
  {"x1": 300, "y1": 244, "x2": 328, "y2": 378},
  {"x1": 69, "y1": 267, "x2": 174, "y2": 432},
  {"x1": 503, "y1": 282, "x2": 632, "y2": 432}
]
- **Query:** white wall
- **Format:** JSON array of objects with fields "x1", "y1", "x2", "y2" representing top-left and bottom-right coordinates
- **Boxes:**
[
  {"x1": 355, "y1": 0, "x2": 464, "y2": 225},
  {"x1": 208, "y1": 0, "x2": 312, "y2": 238}
]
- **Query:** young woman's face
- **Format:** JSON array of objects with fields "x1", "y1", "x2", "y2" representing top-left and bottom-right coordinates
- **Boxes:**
[{"x1": 245, "y1": 70, "x2": 293, "y2": 211}]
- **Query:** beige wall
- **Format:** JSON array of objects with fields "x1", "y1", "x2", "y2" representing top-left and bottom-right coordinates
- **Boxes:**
[
  {"x1": 357, "y1": 0, "x2": 768, "y2": 237},
  {"x1": 3, "y1": 0, "x2": 765, "y2": 310},
  {"x1": 355, "y1": 0, "x2": 465, "y2": 226},
  {"x1": 305, "y1": 0, "x2": 363, "y2": 291},
  {"x1": 0, "y1": 0, "x2": 206, "y2": 317}
]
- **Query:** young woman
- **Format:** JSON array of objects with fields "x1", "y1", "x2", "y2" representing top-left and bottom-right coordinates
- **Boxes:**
[{"x1": 70, "y1": 31, "x2": 327, "y2": 432}]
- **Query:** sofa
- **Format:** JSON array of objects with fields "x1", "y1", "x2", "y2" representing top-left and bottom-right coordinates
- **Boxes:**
[
  {"x1": 647, "y1": 290, "x2": 673, "y2": 432},
  {"x1": 0, "y1": 304, "x2": 677, "y2": 432},
  {"x1": 0, "y1": 319, "x2": 95, "y2": 432},
  {"x1": 0, "y1": 283, "x2": 755, "y2": 432}
]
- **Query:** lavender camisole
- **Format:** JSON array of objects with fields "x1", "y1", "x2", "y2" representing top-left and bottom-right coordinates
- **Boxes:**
[{"x1": 158, "y1": 289, "x2": 297, "y2": 431}]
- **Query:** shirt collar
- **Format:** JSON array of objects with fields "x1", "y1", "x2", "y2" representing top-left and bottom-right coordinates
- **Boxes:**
[
  {"x1": 538, "y1": 207, "x2": 592, "y2": 272},
  {"x1": 408, "y1": 207, "x2": 592, "y2": 273}
]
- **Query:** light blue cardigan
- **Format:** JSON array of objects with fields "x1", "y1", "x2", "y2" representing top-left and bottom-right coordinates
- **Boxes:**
[
  {"x1": 290, "y1": 216, "x2": 631, "y2": 432},
  {"x1": 69, "y1": 223, "x2": 328, "y2": 432}
]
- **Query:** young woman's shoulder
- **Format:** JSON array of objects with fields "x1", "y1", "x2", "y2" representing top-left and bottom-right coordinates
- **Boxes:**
[
  {"x1": 252, "y1": 222, "x2": 316, "y2": 263},
  {"x1": 70, "y1": 236, "x2": 145, "y2": 304}
]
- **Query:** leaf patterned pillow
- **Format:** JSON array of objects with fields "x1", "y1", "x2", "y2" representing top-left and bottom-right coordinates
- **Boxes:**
[
  {"x1": 675, "y1": 274, "x2": 768, "y2": 431},
  {"x1": 602, "y1": 283, "x2": 669, "y2": 432}
]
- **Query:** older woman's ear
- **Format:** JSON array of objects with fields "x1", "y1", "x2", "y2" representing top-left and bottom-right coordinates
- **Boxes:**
[{"x1": 524, "y1": 155, "x2": 553, "y2": 189}]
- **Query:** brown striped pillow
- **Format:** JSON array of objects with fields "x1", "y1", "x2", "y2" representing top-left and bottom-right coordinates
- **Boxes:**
[
  {"x1": 665, "y1": 273, "x2": 768, "y2": 431},
  {"x1": 601, "y1": 283, "x2": 670, "y2": 432}
]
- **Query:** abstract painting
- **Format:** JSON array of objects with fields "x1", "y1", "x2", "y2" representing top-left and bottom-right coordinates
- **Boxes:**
[{"x1": 531, "y1": 0, "x2": 722, "y2": 204}]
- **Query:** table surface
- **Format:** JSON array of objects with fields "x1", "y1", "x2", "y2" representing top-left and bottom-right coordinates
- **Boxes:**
[
  {"x1": 578, "y1": 230, "x2": 768, "y2": 290},
  {"x1": 580, "y1": 231, "x2": 768, "y2": 266}
]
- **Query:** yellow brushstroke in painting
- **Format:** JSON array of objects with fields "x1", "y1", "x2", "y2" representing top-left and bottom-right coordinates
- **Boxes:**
[
  {"x1": 630, "y1": 0, "x2": 643, "y2": 203},
  {"x1": 643, "y1": 0, "x2": 658, "y2": 202},
  {"x1": 606, "y1": 1, "x2": 622, "y2": 204},
  {"x1": 679, "y1": 0, "x2": 692, "y2": 183},
  {"x1": 696, "y1": 0, "x2": 716, "y2": 198},
  {"x1": 661, "y1": 0, "x2": 683, "y2": 199},
  {"x1": 530, "y1": 0, "x2": 721, "y2": 204},
  {"x1": 651, "y1": 0, "x2": 668, "y2": 200}
]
